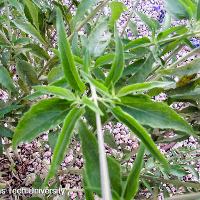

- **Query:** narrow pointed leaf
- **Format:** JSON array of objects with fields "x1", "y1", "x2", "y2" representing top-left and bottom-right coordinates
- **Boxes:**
[
  {"x1": 160, "y1": 58, "x2": 200, "y2": 77},
  {"x1": 197, "y1": 0, "x2": 200, "y2": 20},
  {"x1": 157, "y1": 25, "x2": 188, "y2": 40},
  {"x1": 128, "y1": 54, "x2": 155, "y2": 84},
  {"x1": 12, "y1": 98, "x2": 71, "y2": 148},
  {"x1": 23, "y1": 0, "x2": 39, "y2": 29},
  {"x1": 78, "y1": 120, "x2": 122, "y2": 197},
  {"x1": 23, "y1": 44, "x2": 50, "y2": 60},
  {"x1": 111, "y1": 106, "x2": 168, "y2": 167},
  {"x1": 123, "y1": 143, "x2": 145, "y2": 200},
  {"x1": 169, "y1": 87, "x2": 200, "y2": 101},
  {"x1": 117, "y1": 81, "x2": 174, "y2": 97},
  {"x1": 33, "y1": 86, "x2": 76, "y2": 101},
  {"x1": 119, "y1": 95, "x2": 195, "y2": 135},
  {"x1": 105, "y1": 29, "x2": 124, "y2": 87},
  {"x1": 137, "y1": 12, "x2": 160, "y2": 33},
  {"x1": 72, "y1": 0, "x2": 98, "y2": 26},
  {"x1": 0, "y1": 104, "x2": 22, "y2": 119},
  {"x1": 109, "y1": 1, "x2": 127, "y2": 28},
  {"x1": 125, "y1": 37, "x2": 151, "y2": 50},
  {"x1": 56, "y1": 8, "x2": 85, "y2": 92},
  {"x1": 81, "y1": 71, "x2": 111, "y2": 98},
  {"x1": 43, "y1": 107, "x2": 84, "y2": 186},
  {"x1": 0, "y1": 30, "x2": 10, "y2": 45},
  {"x1": 95, "y1": 54, "x2": 114, "y2": 68},
  {"x1": 88, "y1": 21, "x2": 111, "y2": 57},
  {"x1": 0, "y1": 66, "x2": 16, "y2": 92},
  {"x1": 16, "y1": 60, "x2": 39, "y2": 86},
  {"x1": 165, "y1": 0, "x2": 189, "y2": 19},
  {"x1": 13, "y1": 19, "x2": 46, "y2": 45},
  {"x1": 82, "y1": 96, "x2": 104, "y2": 116},
  {"x1": 165, "y1": 192, "x2": 200, "y2": 200},
  {"x1": 0, "y1": 125, "x2": 13, "y2": 139}
]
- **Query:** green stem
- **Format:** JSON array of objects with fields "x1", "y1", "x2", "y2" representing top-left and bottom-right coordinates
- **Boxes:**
[
  {"x1": 68, "y1": 0, "x2": 110, "y2": 41},
  {"x1": 90, "y1": 84, "x2": 112, "y2": 200}
]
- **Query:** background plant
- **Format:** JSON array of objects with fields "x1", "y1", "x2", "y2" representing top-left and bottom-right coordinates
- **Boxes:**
[{"x1": 0, "y1": 0, "x2": 200, "y2": 199}]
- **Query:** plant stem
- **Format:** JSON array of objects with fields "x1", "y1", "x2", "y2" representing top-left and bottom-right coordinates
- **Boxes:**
[
  {"x1": 148, "y1": 46, "x2": 200, "y2": 81},
  {"x1": 90, "y1": 84, "x2": 112, "y2": 200},
  {"x1": 167, "y1": 46, "x2": 200, "y2": 69},
  {"x1": 141, "y1": 175, "x2": 200, "y2": 189},
  {"x1": 165, "y1": 192, "x2": 200, "y2": 200},
  {"x1": 120, "y1": 0, "x2": 140, "y2": 37},
  {"x1": 68, "y1": 0, "x2": 109, "y2": 41}
]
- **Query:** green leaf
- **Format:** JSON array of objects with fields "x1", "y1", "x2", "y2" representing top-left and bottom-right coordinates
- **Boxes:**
[
  {"x1": 137, "y1": 12, "x2": 160, "y2": 34},
  {"x1": 165, "y1": 0, "x2": 189, "y2": 19},
  {"x1": 23, "y1": 44, "x2": 50, "y2": 60},
  {"x1": 119, "y1": 95, "x2": 195, "y2": 135},
  {"x1": 83, "y1": 170, "x2": 95, "y2": 200},
  {"x1": 0, "y1": 104, "x2": 22, "y2": 119},
  {"x1": 23, "y1": 0, "x2": 39, "y2": 29},
  {"x1": 56, "y1": 8, "x2": 85, "y2": 92},
  {"x1": 83, "y1": 49, "x2": 90, "y2": 73},
  {"x1": 0, "y1": 66, "x2": 16, "y2": 92},
  {"x1": 43, "y1": 107, "x2": 84, "y2": 186},
  {"x1": 84, "y1": 102, "x2": 109, "y2": 130},
  {"x1": 81, "y1": 71, "x2": 111, "y2": 98},
  {"x1": 72, "y1": 0, "x2": 98, "y2": 26},
  {"x1": 88, "y1": 21, "x2": 111, "y2": 57},
  {"x1": 12, "y1": 98, "x2": 71, "y2": 149},
  {"x1": 157, "y1": 25, "x2": 188, "y2": 40},
  {"x1": 9, "y1": 0, "x2": 24, "y2": 14},
  {"x1": 33, "y1": 85, "x2": 76, "y2": 101},
  {"x1": 95, "y1": 54, "x2": 114, "y2": 68},
  {"x1": 124, "y1": 37, "x2": 151, "y2": 50},
  {"x1": 111, "y1": 106, "x2": 168, "y2": 167},
  {"x1": 178, "y1": 0, "x2": 196, "y2": 19},
  {"x1": 0, "y1": 30, "x2": 10, "y2": 45},
  {"x1": 48, "y1": 131, "x2": 58, "y2": 151},
  {"x1": 109, "y1": 1, "x2": 126, "y2": 28},
  {"x1": 167, "y1": 165, "x2": 187, "y2": 178},
  {"x1": 16, "y1": 60, "x2": 39, "y2": 86},
  {"x1": 160, "y1": 58, "x2": 200, "y2": 77},
  {"x1": 13, "y1": 19, "x2": 46, "y2": 45},
  {"x1": 104, "y1": 130, "x2": 118, "y2": 150},
  {"x1": 117, "y1": 81, "x2": 174, "y2": 97},
  {"x1": 0, "y1": 125, "x2": 13, "y2": 138},
  {"x1": 128, "y1": 20, "x2": 138, "y2": 36},
  {"x1": 197, "y1": 0, "x2": 200, "y2": 20},
  {"x1": 105, "y1": 28, "x2": 124, "y2": 87},
  {"x1": 123, "y1": 143, "x2": 145, "y2": 200},
  {"x1": 82, "y1": 96, "x2": 103, "y2": 116},
  {"x1": 128, "y1": 54, "x2": 155, "y2": 84},
  {"x1": 165, "y1": 192, "x2": 200, "y2": 200},
  {"x1": 169, "y1": 87, "x2": 200, "y2": 101},
  {"x1": 122, "y1": 59, "x2": 145, "y2": 77},
  {"x1": 47, "y1": 66, "x2": 64, "y2": 84},
  {"x1": 161, "y1": 39, "x2": 181, "y2": 56},
  {"x1": 78, "y1": 120, "x2": 122, "y2": 198}
]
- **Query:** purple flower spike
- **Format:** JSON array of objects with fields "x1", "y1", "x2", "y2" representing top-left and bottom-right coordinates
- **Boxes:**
[
  {"x1": 153, "y1": 5, "x2": 161, "y2": 11},
  {"x1": 190, "y1": 38, "x2": 200, "y2": 48}
]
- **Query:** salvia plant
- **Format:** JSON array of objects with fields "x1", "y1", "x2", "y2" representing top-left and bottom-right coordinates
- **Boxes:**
[{"x1": 0, "y1": 0, "x2": 200, "y2": 199}]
